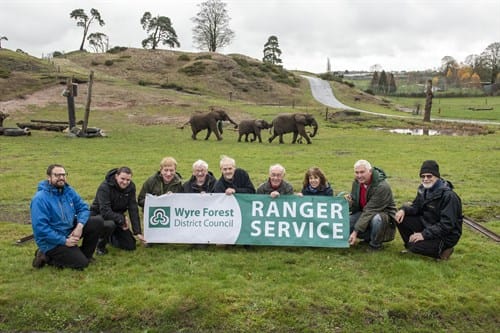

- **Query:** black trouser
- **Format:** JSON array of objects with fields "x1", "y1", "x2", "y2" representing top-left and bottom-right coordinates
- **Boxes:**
[
  {"x1": 46, "y1": 216, "x2": 103, "y2": 269},
  {"x1": 98, "y1": 219, "x2": 136, "y2": 251},
  {"x1": 396, "y1": 215, "x2": 445, "y2": 259}
]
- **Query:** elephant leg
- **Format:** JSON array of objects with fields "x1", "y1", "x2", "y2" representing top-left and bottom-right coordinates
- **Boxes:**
[
  {"x1": 214, "y1": 128, "x2": 223, "y2": 141},
  {"x1": 245, "y1": 133, "x2": 249, "y2": 142},
  {"x1": 192, "y1": 129, "x2": 199, "y2": 140},
  {"x1": 268, "y1": 133, "x2": 276, "y2": 143},
  {"x1": 250, "y1": 132, "x2": 257, "y2": 142},
  {"x1": 291, "y1": 132, "x2": 298, "y2": 144},
  {"x1": 300, "y1": 131, "x2": 312, "y2": 144},
  {"x1": 253, "y1": 129, "x2": 261, "y2": 143},
  {"x1": 238, "y1": 133, "x2": 243, "y2": 142},
  {"x1": 279, "y1": 134, "x2": 284, "y2": 144},
  {"x1": 204, "y1": 128, "x2": 212, "y2": 140}
]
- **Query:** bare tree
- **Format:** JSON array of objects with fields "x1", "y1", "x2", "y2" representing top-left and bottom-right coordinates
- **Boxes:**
[
  {"x1": 192, "y1": 0, "x2": 234, "y2": 52},
  {"x1": 70, "y1": 8, "x2": 105, "y2": 51},
  {"x1": 0, "y1": 35, "x2": 7, "y2": 48},
  {"x1": 423, "y1": 80, "x2": 433, "y2": 122},
  {"x1": 140, "y1": 12, "x2": 180, "y2": 50}
]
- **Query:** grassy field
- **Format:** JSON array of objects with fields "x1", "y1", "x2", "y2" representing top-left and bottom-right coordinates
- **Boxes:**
[{"x1": 1, "y1": 50, "x2": 499, "y2": 332}]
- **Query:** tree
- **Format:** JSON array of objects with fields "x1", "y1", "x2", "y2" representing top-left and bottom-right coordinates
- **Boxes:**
[
  {"x1": 370, "y1": 71, "x2": 379, "y2": 92},
  {"x1": 192, "y1": 0, "x2": 234, "y2": 52},
  {"x1": 0, "y1": 35, "x2": 7, "y2": 48},
  {"x1": 326, "y1": 58, "x2": 331, "y2": 73},
  {"x1": 87, "y1": 32, "x2": 108, "y2": 53},
  {"x1": 70, "y1": 8, "x2": 105, "y2": 51},
  {"x1": 262, "y1": 35, "x2": 282, "y2": 65},
  {"x1": 388, "y1": 73, "x2": 397, "y2": 93},
  {"x1": 378, "y1": 70, "x2": 388, "y2": 95},
  {"x1": 480, "y1": 42, "x2": 500, "y2": 83},
  {"x1": 140, "y1": 12, "x2": 180, "y2": 50},
  {"x1": 423, "y1": 79, "x2": 433, "y2": 122}
]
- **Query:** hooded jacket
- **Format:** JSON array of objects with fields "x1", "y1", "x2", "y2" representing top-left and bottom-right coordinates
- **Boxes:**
[
  {"x1": 183, "y1": 171, "x2": 217, "y2": 193},
  {"x1": 30, "y1": 180, "x2": 90, "y2": 254},
  {"x1": 138, "y1": 171, "x2": 183, "y2": 207},
  {"x1": 90, "y1": 168, "x2": 141, "y2": 235},
  {"x1": 350, "y1": 167, "x2": 397, "y2": 237},
  {"x1": 402, "y1": 178, "x2": 462, "y2": 248}
]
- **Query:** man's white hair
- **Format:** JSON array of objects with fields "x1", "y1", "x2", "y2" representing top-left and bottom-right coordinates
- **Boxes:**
[
  {"x1": 354, "y1": 159, "x2": 372, "y2": 170},
  {"x1": 269, "y1": 163, "x2": 285, "y2": 175},
  {"x1": 219, "y1": 155, "x2": 235, "y2": 167},
  {"x1": 192, "y1": 159, "x2": 208, "y2": 170}
]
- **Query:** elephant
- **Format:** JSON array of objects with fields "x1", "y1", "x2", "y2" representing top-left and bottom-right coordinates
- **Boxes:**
[
  {"x1": 237, "y1": 119, "x2": 272, "y2": 143},
  {"x1": 268, "y1": 113, "x2": 318, "y2": 144},
  {"x1": 181, "y1": 109, "x2": 238, "y2": 141}
]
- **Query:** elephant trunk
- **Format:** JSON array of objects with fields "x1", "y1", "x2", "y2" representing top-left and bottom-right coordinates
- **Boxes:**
[
  {"x1": 309, "y1": 121, "x2": 318, "y2": 137},
  {"x1": 227, "y1": 116, "x2": 238, "y2": 128}
]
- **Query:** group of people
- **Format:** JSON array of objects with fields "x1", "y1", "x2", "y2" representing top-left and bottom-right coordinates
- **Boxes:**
[{"x1": 30, "y1": 157, "x2": 463, "y2": 270}]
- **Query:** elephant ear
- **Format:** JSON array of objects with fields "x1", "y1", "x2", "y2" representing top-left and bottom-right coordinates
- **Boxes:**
[{"x1": 294, "y1": 114, "x2": 306, "y2": 124}]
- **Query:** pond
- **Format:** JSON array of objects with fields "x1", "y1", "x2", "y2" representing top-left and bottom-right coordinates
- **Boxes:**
[{"x1": 380, "y1": 128, "x2": 486, "y2": 136}]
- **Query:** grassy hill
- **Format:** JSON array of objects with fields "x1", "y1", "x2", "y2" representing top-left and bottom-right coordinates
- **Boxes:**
[{"x1": 0, "y1": 48, "x2": 311, "y2": 106}]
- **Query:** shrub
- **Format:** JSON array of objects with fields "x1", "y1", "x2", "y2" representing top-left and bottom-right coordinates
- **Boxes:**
[
  {"x1": 52, "y1": 51, "x2": 64, "y2": 58},
  {"x1": 177, "y1": 54, "x2": 190, "y2": 61},
  {"x1": 195, "y1": 54, "x2": 212, "y2": 60},
  {"x1": 107, "y1": 46, "x2": 128, "y2": 54},
  {"x1": 0, "y1": 67, "x2": 10, "y2": 78},
  {"x1": 179, "y1": 61, "x2": 207, "y2": 76},
  {"x1": 90, "y1": 60, "x2": 100, "y2": 66},
  {"x1": 104, "y1": 60, "x2": 114, "y2": 66}
]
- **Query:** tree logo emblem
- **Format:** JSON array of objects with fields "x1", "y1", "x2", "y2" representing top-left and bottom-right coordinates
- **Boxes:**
[{"x1": 148, "y1": 207, "x2": 170, "y2": 228}]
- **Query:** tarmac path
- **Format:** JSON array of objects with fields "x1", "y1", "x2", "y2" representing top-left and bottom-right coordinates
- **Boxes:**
[{"x1": 301, "y1": 75, "x2": 500, "y2": 126}]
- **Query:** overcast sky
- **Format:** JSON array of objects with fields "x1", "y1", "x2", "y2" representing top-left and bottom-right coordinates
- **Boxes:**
[{"x1": 1, "y1": 0, "x2": 498, "y2": 73}]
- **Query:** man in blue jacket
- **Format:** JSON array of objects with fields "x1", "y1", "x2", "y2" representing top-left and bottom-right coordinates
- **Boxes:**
[{"x1": 30, "y1": 164, "x2": 103, "y2": 269}]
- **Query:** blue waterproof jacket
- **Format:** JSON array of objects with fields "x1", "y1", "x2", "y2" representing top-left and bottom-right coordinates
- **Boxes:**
[{"x1": 30, "y1": 180, "x2": 90, "y2": 254}]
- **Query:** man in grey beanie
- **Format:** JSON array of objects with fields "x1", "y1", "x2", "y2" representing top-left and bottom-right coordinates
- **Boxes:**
[{"x1": 395, "y1": 160, "x2": 463, "y2": 260}]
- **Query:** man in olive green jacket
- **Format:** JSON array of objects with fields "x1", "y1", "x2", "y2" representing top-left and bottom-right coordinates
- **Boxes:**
[
  {"x1": 347, "y1": 159, "x2": 396, "y2": 250},
  {"x1": 138, "y1": 156, "x2": 183, "y2": 208}
]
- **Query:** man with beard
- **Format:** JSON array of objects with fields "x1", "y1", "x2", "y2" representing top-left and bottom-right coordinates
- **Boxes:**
[
  {"x1": 395, "y1": 160, "x2": 463, "y2": 260},
  {"x1": 91, "y1": 167, "x2": 146, "y2": 255},
  {"x1": 30, "y1": 164, "x2": 103, "y2": 269},
  {"x1": 256, "y1": 164, "x2": 294, "y2": 198}
]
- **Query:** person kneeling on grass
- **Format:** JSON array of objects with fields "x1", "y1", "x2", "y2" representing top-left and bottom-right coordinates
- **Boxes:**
[
  {"x1": 90, "y1": 167, "x2": 146, "y2": 255},
  {"x1": 395, "y1": 160, "x2": 462, "y2": 260},
  {"x1": 30, "y1": 164, "x2": 104, "y2": 270}
]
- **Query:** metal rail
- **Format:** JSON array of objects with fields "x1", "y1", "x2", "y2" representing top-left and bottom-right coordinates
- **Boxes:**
[{"x1": 463, "y1": 216, "x2": 500, "y2": 242}]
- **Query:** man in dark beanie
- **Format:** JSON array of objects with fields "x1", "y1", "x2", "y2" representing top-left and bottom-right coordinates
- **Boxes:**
[{"x1": 395, "y1": 160, "x2": 463, "y2": 260}]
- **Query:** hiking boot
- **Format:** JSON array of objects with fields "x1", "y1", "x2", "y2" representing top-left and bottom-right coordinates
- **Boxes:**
[
  {"x1": 32, "y1": 249, "x2": 47, "y2": 269},
  {"x1": 440, "y1": 247, "x2": 454, "y2": 260}
]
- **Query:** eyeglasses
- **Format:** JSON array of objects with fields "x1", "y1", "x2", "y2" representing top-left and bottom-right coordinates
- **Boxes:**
[
  {"x1": 420, "y1": 174, "x2": 434, "y2": 179},
  {"x1": 52, "y1": 173, "x2": 68, "y2": 178}
]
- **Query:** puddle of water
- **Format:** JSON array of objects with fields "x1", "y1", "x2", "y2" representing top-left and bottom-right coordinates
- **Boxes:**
[{"x1": 388, "y1": 128, "x2": 441, "y2": 136}]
